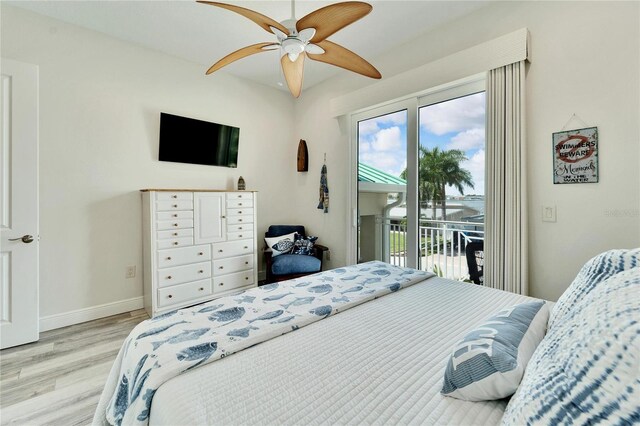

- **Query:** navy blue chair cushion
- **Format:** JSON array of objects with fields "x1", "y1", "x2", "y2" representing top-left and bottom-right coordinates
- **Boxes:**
[
  {"x1": 272, "y1": 254, "x2": 321, "y2": 275},
  {"x1": 266, "y1": 225, "x2": 305, "y2": 238}
]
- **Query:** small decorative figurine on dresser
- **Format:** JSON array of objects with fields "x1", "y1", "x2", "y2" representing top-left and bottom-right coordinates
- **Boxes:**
[{"x1": 237, "y1": 176, "x2": 246, "y2": 190}]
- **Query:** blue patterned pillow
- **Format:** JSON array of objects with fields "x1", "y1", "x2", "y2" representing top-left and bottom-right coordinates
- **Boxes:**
[
  {"x1": 292, "y1": 234, "x2": 318, "y2": 256},
  {"x1": 502, "y1": 267, "x2": 640, "y2": 425},
  {"x1": 441, "y1": 301, "x2": 549, "y2": 401},
  {"x1": 549, "y1": 248, "x2": 639, "y2": 329}
]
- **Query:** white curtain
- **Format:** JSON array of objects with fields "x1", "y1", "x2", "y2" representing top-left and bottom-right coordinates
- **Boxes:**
[{"x1": 484, "y1": 61, "x2": 528, "y2": 295}]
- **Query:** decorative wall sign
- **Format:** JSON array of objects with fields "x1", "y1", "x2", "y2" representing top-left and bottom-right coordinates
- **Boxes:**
[{"x1": 552, "y1": 126, "x2": 598, "y2": 184}]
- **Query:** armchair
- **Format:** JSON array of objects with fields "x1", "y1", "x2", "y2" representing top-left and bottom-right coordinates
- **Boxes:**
[{"x1": 264, "y1": 225, "x2": 329, "y2": 284}]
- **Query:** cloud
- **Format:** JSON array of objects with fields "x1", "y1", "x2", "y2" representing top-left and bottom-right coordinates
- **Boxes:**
[
  {"x1": 456, "y1": 149, "x2": 485, "y2": 196},
  {"x1": 420, "y1": 92, "x2": 485, "y2": 135},
  {"x1": 372, "y1": 126, "x2": 402, "y2": 151},
  {"x1": 358, "y1": 110, "x2": 407, "y2": 136},
  {"x1": 448, "y1": 127, "x2": 485, "y2": 151},
  {"x1": 360, "y1": 151, "x2": 405, "y2": 178}
]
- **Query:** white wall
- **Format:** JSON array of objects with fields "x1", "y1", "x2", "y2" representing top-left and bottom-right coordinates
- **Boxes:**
[
  {"x1": 1, "y1": 5, "x2": 296, "y2": 320},
  {"x1": 294, "y1": 1, "x2": 640, "y2": 301}
]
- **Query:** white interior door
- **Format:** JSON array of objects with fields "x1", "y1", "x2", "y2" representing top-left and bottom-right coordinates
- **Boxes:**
[{"x1": 0, "y1": 58, "x2": 39, "y2": 349}]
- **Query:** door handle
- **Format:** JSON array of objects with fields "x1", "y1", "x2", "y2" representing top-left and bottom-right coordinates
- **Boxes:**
[{"x1": 9, "y1": 235, "x2": 34, "y2": 244}]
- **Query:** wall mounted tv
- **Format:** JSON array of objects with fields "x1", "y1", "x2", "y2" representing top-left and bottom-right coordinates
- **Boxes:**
[{"x1": 159, "y1": 112, "x2": 239, "y2": 168}]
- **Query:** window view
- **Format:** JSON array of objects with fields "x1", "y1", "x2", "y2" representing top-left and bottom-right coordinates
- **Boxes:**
[
  {"x1": 355, "y1": 90, "x2": 486, "y2": 282},
  {"x1": 357, "y1": 110, "x2": 408, "y2": 265},
  {"x1": 418, "y1": 92, "x2": 486, "y2": 280}
]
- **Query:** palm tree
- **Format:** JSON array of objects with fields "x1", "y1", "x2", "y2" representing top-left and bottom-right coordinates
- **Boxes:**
[{"x1": 402, "y1": 147, "x2": 474, "y2": 221}]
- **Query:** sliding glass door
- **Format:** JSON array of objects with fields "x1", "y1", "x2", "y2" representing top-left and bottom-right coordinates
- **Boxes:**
[{"x1": 350, "y1": 77, "x2": 485, "y2": 280}]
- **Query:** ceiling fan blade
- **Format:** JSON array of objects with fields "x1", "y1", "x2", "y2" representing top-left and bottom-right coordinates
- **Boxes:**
[
  {"x1": 198, "y1": 1, "x2": 289, "y2": 36},
  {"x1": 207, "y1": 42, "x2": 279, "y2": 75},
  {"x1": 281, "y1": 54, "x2": 305, "y2": 98},
  {"x1": 296, "y1": 2, "x2": 372, "y2": 43},
  {"x1": 307, "y1": 40, "x2": 381, "y2": 79}
]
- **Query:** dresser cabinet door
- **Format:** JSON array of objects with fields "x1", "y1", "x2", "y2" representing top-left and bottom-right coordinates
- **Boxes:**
[{"x1": 194, "y1": 192, "x2": 226, "y2": 244}]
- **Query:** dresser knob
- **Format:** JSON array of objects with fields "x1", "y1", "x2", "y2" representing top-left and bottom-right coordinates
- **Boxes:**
[
  {"x1": 218, "y1": 249, "x2": 223, "y2": 253},
  {"x1": 238, "y1": 219, "x2": 243, "y2": 222},
  {"x1": 198, "y1": 270, "x2": 204, "y2": 273},
  {"x1": 220, "y1": 283, "x2": 224, "y2": 286},
  {"x1": 167, "y1": 276, "x2": 172, "y2": 280},
  {"x1": 172, "y1": 204, "x2": 178, "y2": 208},
  {"x1": 239, "y1": 235, "x2": 243, "y2": 238},
  {"x1": 172, "y1": 195, "x2": 177, "y2": 199},
  {"x1": 173, "y1": 232, "x2": 178, "y2": 236},
  {"x1": 238, "y1": 203, "x2": 243, "y2": 206},
  {"x1": 238, "y1": 227, "x2": 243, "y2": 230},
  {"x1": 199, "y1": 287, "x2": 204, "y2": 291},
  {"x1": 245, "y1": 277, "x2": 249, "y2": 280},
  {"x1": 166, "y1": 257, "x2": 172, "y2": 260},
  {"x1": 198, "y1": 252, "x2": 204, "y2": 256},
  {"x1": 173, "y1": 214, "x2": 178, "y2": 218},
  {"x1": 221, "y1": 215, "x2": 226, "y2": 219},
  {"x1": 173, "y1": 242, "x2": 179, "y2": 246},
  {"x1": 168, "y1": 294, "x2": 173, "y2": 298},
  {"x1": 245, "y1": 261, "x2": 249, "y2": 265},
  {"x1": 243, "y1": 246, "x2": 248, "y2": 249},
  {"x1": 219, "y1": 266, "x2": 224, "y2": 270},
  {"x1": 173, "y1": 223, "x2": 178, "y2": 227},
  {"x1": 238, "y1": 211, "x2": 242, "y2": 214}
]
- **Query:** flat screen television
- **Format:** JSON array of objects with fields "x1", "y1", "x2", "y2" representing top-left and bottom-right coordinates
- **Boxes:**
[{"x1": 159, "y1": 112, "x2": 239, "y2": 168}]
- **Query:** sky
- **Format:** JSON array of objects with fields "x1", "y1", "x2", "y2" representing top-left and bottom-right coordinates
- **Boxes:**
[{"x1": 358, "y1": 91, "x2": 485, "y2": 196}]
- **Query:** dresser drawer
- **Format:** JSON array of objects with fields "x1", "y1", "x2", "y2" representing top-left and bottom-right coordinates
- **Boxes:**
[
  {"x1": 156, "y1": 192, "x2": 194, "y2": 201},
  {"x1": 157, "y1": 228, "x2": 194, "y2": 240},
  {"x1": 227, "y1": 223, "x2": 253, "y2": 233},
  {"x1": 157, "y1": 237, "x2": 194, "y2": 249},
  {"x1": 212, "y1": 240, "x2": 254, "y2": 260},
  {"x1": 158, "y1": 279, "x2": 212, "y2": 308},
  {"x1": 158, "y1": 261, "x2": 211, "y2": 288},
  {"x1": 213, "y1": 254, "x2": 254, "y2": 275},
  {"x1": 156, "y1": 219, "x2": 194, "y2": 231},
  {"x1": 157, "y1": 244, "x2": 211, "y2": 269},
  {"x1": 226, "y1": 192, "x2": 252, "y2": 201},
  {"x1": 227, "y1": 207, "x2": 254, "y2": 217},
  {"x1": 213, "y1": 270, "x2": 254, "y2": 293},
  {"x1": 226, "y1": 198, "x2": 253, "y2": 208},
  {"x1": 156, "y1": 200, "x2": 194, "y2": 211},
  {"x1": 226, "y1": 215, "x2": 253, "y2": 225},
  {"x1": 157, "y1": 211, "x2": 194, "y2": 221},
  {"x1": 227, "y1": 231, "x2": 252, "y2": 241}
]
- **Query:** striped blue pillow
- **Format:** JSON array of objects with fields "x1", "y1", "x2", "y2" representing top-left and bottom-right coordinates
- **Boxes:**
[
  {"x1": 549, "y1": 248, "x2": 639, "y2": 329},
  {"x1": 441, "y1": 301, "x2": 549, "y2": 401},
  {"x1": 502, "y1": 267, "x2": 640, "y2": 425}
]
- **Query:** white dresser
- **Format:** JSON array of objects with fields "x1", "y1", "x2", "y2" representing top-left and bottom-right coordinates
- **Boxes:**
[{"x1": 141, "y1": 189, "x2": 258, "y2": 317}]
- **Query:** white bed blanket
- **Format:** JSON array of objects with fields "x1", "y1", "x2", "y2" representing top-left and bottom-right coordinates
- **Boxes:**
[{"x1": 150, "y1": 277, "x2": 540, "y2": 425}]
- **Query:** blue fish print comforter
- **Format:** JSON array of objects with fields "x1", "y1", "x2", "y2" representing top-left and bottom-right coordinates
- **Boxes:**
[{"x1": 95, "y1": 261, "x2": 432, "y2": 425}]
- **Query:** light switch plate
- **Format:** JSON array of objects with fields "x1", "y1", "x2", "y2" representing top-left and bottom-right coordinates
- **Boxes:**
[{"x1": 542, "y1": 205, "x2": 557, "y2": 222}]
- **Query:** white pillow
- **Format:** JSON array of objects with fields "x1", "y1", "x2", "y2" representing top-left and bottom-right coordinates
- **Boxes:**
[
  {"x1": 441, "y1": 301, "x2": 549, "y2": 401},
  {"x1": 264, "y1": 232, "x2": 296, "y2": 257}
]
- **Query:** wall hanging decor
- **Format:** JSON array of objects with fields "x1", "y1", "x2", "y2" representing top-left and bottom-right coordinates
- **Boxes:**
[
  {"x1": 297, "y1": 139, "x2": 308, "y2": 172},
  {"x1": 552, "y1": 125, "x2": 598, "y2": 184},
  {"x1": 317, "y1": 154, "x2": 329, "y2": 213}
]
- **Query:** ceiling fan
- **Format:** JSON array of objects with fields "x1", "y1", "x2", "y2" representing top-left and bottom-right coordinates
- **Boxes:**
[{"x1": 197, "y1": 0, "x2": 382, "y2": 98}]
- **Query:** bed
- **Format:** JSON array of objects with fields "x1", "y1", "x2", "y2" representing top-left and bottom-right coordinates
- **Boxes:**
[{"x1": 94, "y1": 251, "x2": 640, "y2": 426}]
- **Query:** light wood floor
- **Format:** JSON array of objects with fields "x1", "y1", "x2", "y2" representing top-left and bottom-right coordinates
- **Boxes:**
[{"x1": 0, "y1": 309, "x2": 148, "y2": 426}]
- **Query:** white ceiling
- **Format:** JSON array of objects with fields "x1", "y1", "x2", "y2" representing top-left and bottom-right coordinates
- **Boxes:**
[{"x1": 8, "y1": 0, "x2": 492, "y2": 91}]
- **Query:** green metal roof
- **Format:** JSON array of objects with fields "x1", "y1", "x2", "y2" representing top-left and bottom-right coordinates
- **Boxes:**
[{"x1": 358, "y1": 163, "x2": 406, "y2": 185}]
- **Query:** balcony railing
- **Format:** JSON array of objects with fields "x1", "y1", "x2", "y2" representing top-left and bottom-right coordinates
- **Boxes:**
[{"x1": 384, "y1": 218, "x2": 484, "y2": 281}]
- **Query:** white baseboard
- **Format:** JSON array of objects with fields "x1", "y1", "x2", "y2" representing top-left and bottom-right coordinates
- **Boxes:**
[{"x1": 39, "y1": 296, "x2": 144, "y2": 332}]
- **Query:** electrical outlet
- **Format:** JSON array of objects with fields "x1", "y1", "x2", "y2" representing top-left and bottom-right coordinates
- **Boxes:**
[{"x1": 126, "y1": 266, "x2": 136, "y2": 279}]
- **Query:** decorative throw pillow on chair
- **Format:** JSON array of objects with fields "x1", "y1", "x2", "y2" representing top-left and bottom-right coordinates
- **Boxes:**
[
  {"x1": 264, "y1": 232, "x2": 296, "y2": 257},
  {"x1": 292, "y1": 233, "x2": 318, "y2": 255}
]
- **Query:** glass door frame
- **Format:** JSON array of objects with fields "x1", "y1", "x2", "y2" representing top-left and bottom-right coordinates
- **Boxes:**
[{"x1": 347, "y1": 74, "x2": 485, "y2": 269}]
